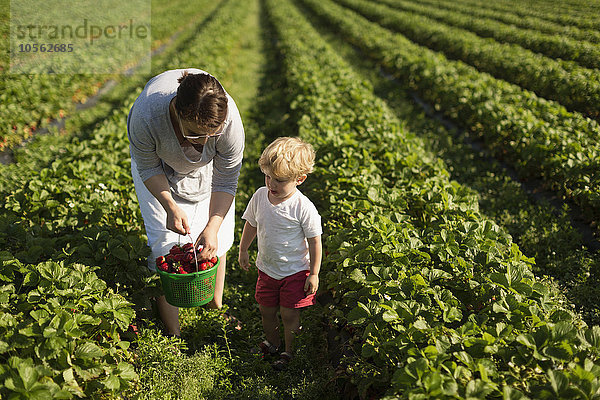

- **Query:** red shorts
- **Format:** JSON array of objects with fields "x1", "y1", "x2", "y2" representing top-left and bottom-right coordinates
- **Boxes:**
[{"x1": 255, "y1": 269, "x2": 316, "y2": 309}]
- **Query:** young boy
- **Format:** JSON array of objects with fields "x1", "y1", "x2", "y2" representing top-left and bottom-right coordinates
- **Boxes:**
[{"x1": 238, "y1": 137, "x2": 322, "y2": 370}]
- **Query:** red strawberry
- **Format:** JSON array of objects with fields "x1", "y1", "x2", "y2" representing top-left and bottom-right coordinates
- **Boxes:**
[
  {"x1": 178, "y1": 266, "x2": 187, "y2": 274},
  {"x1": 158, "y1": 262, "x2": 169, "y2": 272},
  {"x1": 200, "y1": 262, "x2": 208, "y2": 271},
  {"x1": 155, "y1": 256, "x2": 166, "y2": 266},
  {"x1": 184, "y1": 252, "x2": 194, "y2": 262},
  {"x1": 182, "y1": 243, "x2": 194, "y2": 251},
  {"x1": 128, "y1": 324, "x2": 139, "y2": 336},
  {"x1": 169, "y1": 245, "x2": 182, "y2": 255},
  {"x1": 210, "y1": 257, "x2": 218, "y2": 264},
  {"x1": 206, "y1": 262, "x2": 214, "y2": 268}
]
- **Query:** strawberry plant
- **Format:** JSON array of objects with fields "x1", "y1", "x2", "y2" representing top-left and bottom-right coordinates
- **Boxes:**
[
  {"x1": 414, "y1": 0, "x2": 600, "y2": 44},
  {"x1": 1, "y1": 0, "x2": 599, "y2": 397},
  {"x1": 0, "y1": 253, "x2": 138, "y2": 398},
  {"x1": 0, "y1": 0, "x2": 220, "y2": 152},
  {"x1": 302, "y1": 0, "x2": 600, "y2": 227},
  {"x1": 266, "y1": 0, "x2": 600, "y2": 397},
  {"x1": 377, "y1": 0, "x2": 600, "y2": 70},
  {"x1": 444, "y1": 0, "x2": 600, "y2": 31},
  {"x1": 337, "y1": 0, "x2": 600, "y2": 119},
  {"x1": 1, "y1": 0, "x2": 272, "y2": 396}
]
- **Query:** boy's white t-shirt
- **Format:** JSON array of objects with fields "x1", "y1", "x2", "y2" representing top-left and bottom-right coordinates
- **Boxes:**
[{"x1": 242, "y1": 186, "x2": 322, "y2": 280}]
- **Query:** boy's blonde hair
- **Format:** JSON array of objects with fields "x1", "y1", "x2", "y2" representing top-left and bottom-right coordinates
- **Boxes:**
[{"x1": 258, "y1": 137, "x2": 315, "y2": 180}]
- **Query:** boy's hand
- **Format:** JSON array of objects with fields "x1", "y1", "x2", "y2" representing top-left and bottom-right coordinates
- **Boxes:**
[
  {"x1": 304, "y1": 274, "x2": 319, "y2": 295},
  {"x1": 238, "y1": 250, "x2": 250, "y2": 271}
]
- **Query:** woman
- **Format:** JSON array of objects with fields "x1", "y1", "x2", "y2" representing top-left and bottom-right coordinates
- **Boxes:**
[{"x1": 127, "y1": 68, "x2": 244, "y2": 337}]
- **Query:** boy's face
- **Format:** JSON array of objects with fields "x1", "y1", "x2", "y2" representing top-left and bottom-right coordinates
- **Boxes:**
[{"x1": 265, "y1": 173, "x2": 306, "y2": 203}]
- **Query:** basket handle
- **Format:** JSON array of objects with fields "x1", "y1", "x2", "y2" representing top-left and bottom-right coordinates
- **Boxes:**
[
  {"x1": 179, "y1": 234, "x2": 200, "y2": 272},
  {"x1": 189, "y1": 234, "x2": 199, "y2": 273}
]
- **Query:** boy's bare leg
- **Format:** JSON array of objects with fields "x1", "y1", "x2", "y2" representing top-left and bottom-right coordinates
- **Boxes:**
[
  {"x1": 156, "y1": 295, "x2": 180, "y2": 336},
  {"x1": 259, "y1": 304, "x2": 281, "y2": 348},
  {"x1": 280, "y1": 306, "x2": 301, "y2": 354},
  {"x1": 207, "y1": 253, "x2": 227, "y2": 309}
]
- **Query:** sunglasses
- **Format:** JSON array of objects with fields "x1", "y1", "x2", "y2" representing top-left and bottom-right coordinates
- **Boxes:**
[{"x1": 176, "y1": 111, "x2": 225, "y2": 140}]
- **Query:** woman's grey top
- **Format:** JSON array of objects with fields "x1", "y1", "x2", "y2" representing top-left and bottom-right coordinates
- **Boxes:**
[{"x1": 127, "y1": 68, "x2": 245, "y2": 202}]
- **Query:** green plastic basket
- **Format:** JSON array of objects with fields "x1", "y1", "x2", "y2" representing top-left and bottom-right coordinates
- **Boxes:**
[{"x1": 157, "y1": 257, "x2": 219, "y2": 308}]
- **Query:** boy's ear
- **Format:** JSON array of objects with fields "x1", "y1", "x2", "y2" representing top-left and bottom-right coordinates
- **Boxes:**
[{"x1": 296, "y1": 174, "x2": 307, "y2": 185}]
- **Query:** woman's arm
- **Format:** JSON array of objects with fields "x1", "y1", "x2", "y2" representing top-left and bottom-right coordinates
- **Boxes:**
[
  {"x1": 211, "y1": 98, "x2": 245, "y2": 196},
  {"x1": 144, "y1": 174, "x2": 190, "y2": 235},
  {"x1": 195, "y1": 191, "x2": 234, "y2": 258}
]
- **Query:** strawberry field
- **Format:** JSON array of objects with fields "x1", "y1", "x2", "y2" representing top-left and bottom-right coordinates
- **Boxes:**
[{"x1": 2, "y1": 0, "x2": 600, "y2": 398}]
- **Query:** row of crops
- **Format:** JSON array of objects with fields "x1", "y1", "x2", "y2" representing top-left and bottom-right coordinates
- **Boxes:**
[
  {"x1": 309, "y1": 0, "x2": 600, "y2": 228},
  {"x1": 417, "y1": 0, "x2": 600, "y2": 43},
  {"x1": 2, "y1": 0, "x2": 600, "y2": 398},
  {"x1": 379, "y1": 0, "x2": 600, "y2": 70},
  {"x1": 269, "y1": 0, "x2": 600, "y2": 397},
  {"x1": 0, "y1": 0, "x2": 253, "y2": 396},
  {"x1": 418, "y1": 0, "x2": 600, "y2": 34},
  {"x1": 0, "y1": 0, "x2": 220, "y2": 151},
  {"x1": 339, "y1": 0, "x2": 600, "y2": 119}
]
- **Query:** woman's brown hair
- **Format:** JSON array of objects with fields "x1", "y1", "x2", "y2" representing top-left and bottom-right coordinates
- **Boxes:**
[{"x1": 175, "y1": 71, "x2": 228, "y2": 130}]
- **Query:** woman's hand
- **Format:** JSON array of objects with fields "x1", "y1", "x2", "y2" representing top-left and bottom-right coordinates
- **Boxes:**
[
  {"x1": 166, "y1": 204, "x2": 190, "y2": 235},
  {"x1": 143, "y1": 174, "x2": 190, "y2": 235},
  {"x1": 195, "y1": 226, "x2": 218, "y2": 259}
]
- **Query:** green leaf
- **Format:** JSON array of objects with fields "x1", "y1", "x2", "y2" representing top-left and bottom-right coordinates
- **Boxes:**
[
  {"x1": 443, "y1": 307, "x2": 462, "y2": 323},
  {"x1": 422, "y1": 371, "x2": 442, "y2": 394},
  {"x1": 383, "y1": 309, "x2": 399, "y2": 322},
  {"x1": 62, "y1": 368, "x2": 85, "y2": 397},
  {"x1": 580, "y1": 326, "x2": 600, "y2": 348},
  {"x1": 477, "y1": 359, "x2": 497, "y2": 382},
  {"x1": 502, "y1": 386, "x2": 528, "y2": 400},
  {"x1": 511, "y1": 282, "x2": 532, "y2": 296},
  {"x1": 74, "y1": 342, "x2": 104, "y2": 359},
  {"x1": 543, "y1": 343, "x2": 573, "y2": 362},
  {"x1": 111, "y1": 247, "x2": 129, "y2": 261},
  {"x1": 116, "y1": 361, "x2": 138, "y2": 381},
  {"x1": 347, "y1": 305, "x2": 369, "y2": 325},
  {"x1": 413, "y1": 319, "x2": 429, "y2": 331},
  {"x1": 367, "y1": 187, "x2": 379, "y2": 202},
  {"x1": 552, "y1": 321, "x2": 575, "y2": 342},
  {"x1": 349, "y1": 268, "x2": 366, "y2": 283},
  {"x1": 29, "y1": 309, "x2": 50, "y2": 323},
  {"x1": 455, "y1": 351, "x2": 474, "y2": 369},
  {"x1": 18, "y1": 361, "x2": 40, "y2": 390},
  {"x1": 22, "y1": 272, "x2": 40, "y2": 287},
  {"x1": 93, "y1": 297, "x2": 134, "y2": 329},
  {"x1": 102, "y1": 374, "x2": 121, "y2": 391},
  {"x1": 424, "y1": 268, "x2": 452, "y2": 281},
  {"x1": 410, "y1": 358, "x2": 429, "y2": 381},
  {"x1": 516, "y1": 334, "x2": 537, "y2": 349},
  {"x1": 465, "y1": 379, "x2": 496, "y2": 399},
  {"x1": 548, "y1": 370, "x2": 569, "y2": 395},
  {"x1": 490, "y1": 272, "x2": 509, "y2": 288}
]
